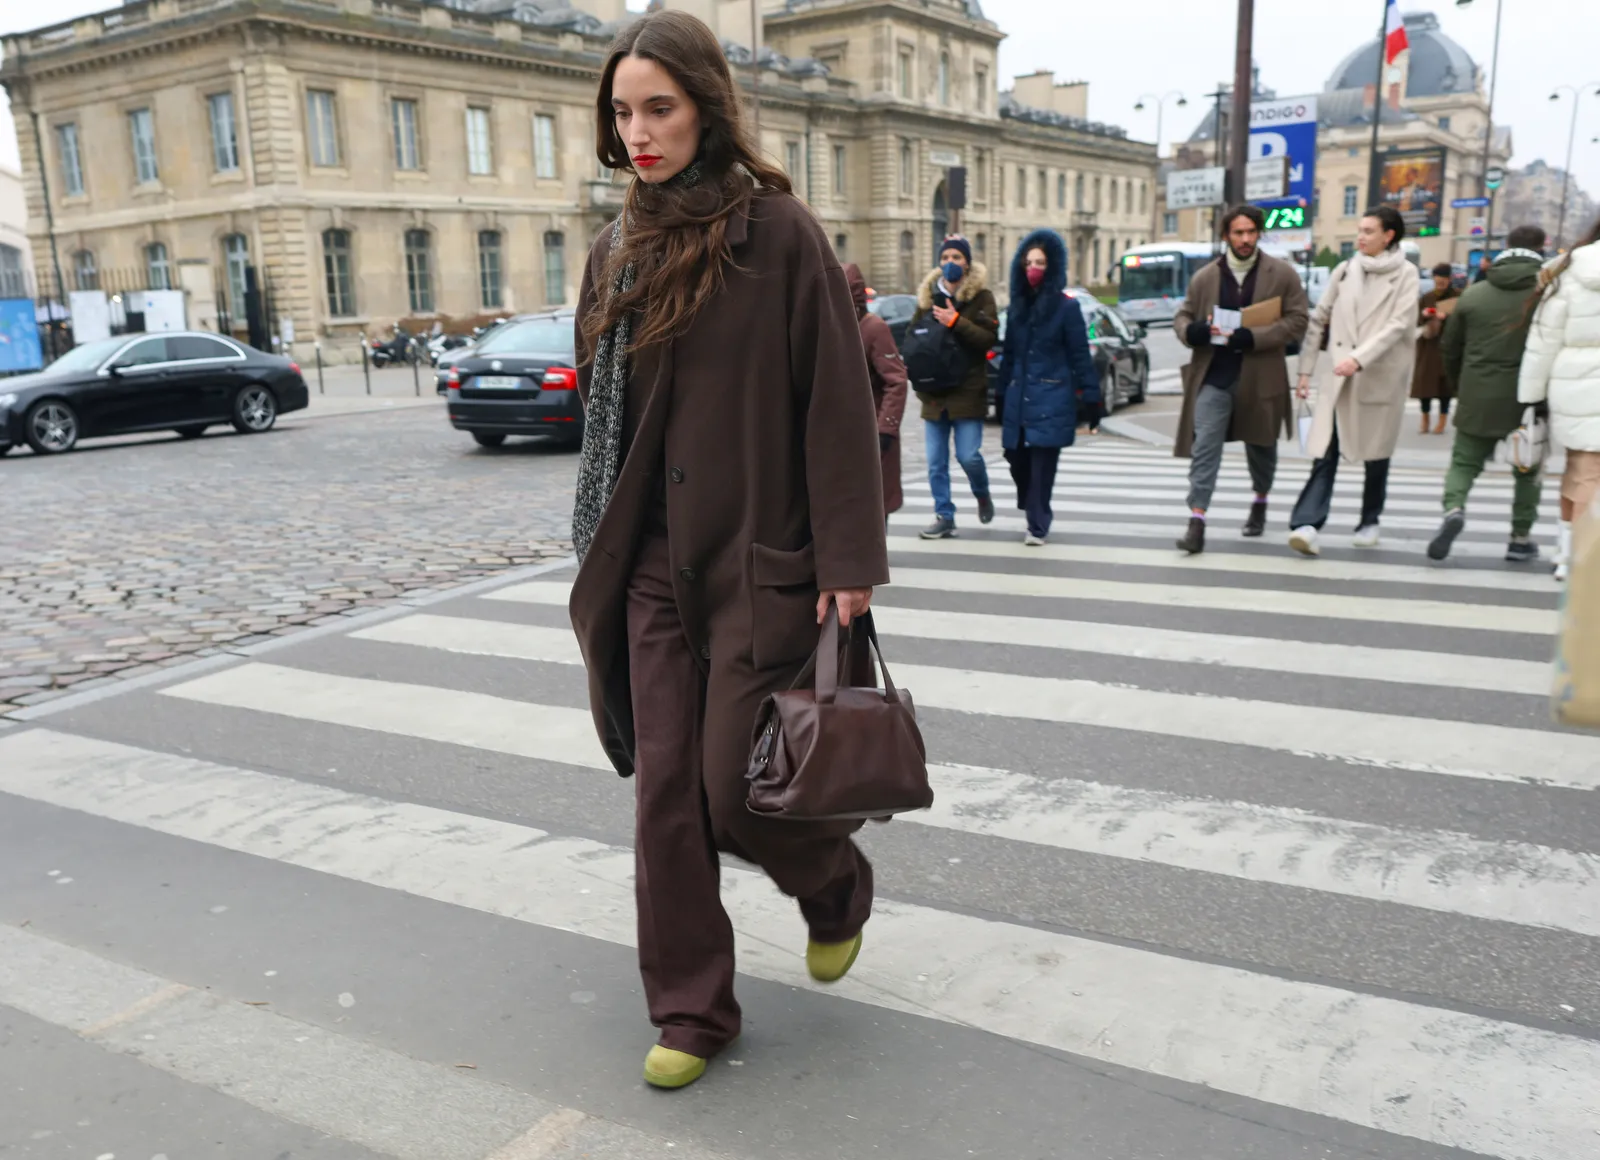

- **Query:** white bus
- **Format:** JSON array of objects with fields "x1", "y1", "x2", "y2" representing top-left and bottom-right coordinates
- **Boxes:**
[{"x1": 1116, "y1": 243, "x2": 1217, "y2": 325}]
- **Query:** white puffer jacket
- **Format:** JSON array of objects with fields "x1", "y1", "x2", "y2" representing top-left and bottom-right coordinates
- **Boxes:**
[{"x1": 1519, "y1": 241, "x2": 1600, "y2": 452}]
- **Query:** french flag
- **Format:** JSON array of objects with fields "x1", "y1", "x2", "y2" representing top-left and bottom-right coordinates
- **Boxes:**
[{"x1": 1384, "y1": 0, "x2": 1409, "y2": 64}]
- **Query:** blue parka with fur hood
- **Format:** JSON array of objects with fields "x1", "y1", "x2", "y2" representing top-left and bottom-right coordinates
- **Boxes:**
[{"x1": 998, "y1": 228, "x2": 1100, "y2": 450}]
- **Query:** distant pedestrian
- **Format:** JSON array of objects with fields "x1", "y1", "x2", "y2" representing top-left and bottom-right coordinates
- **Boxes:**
[
  {"x1": 1288, "y1": 206, "x2": 1418, "y2": 556},
  {"x1": 907, "y1": 235, "x2": 999, "y2": 539},
  {"x1": 1520, "y1": 212, "x2": 1600, "y2": 581},
  {"x1": 1412, "y1": 262, "x2": 1459, "y2": 434},
  {"x1": 568, "y1": 10, "x2": 885, "y2": 1092},
  {"x1": 1171, "y1": 204, "x2": 1310, "y2": 554},
  {"x1": 996, "y1": 229, "x2": 1099, "y2": 546},
  {"x1": 845, "y1": 262, "x2": 909, "y2": 522},
  {"x1": 1426, "y1": 226, "x2": 1548, "y2": 563}
]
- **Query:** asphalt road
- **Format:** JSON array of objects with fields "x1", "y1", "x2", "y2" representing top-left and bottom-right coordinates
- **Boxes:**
[{"x1": 1, "y1": 405, "x2": 1592, "y2": 1160}]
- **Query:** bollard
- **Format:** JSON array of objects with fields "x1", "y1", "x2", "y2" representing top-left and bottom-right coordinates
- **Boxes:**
[
  {"x1": 315, "y1": 342, "x2": 325, "y2": 395},
  {"x1": 362, "y1": 340, "x2": 372, "y2": 396},
  {"x1": 411, "y1": 343, "x2": 421, "y2": 396}
]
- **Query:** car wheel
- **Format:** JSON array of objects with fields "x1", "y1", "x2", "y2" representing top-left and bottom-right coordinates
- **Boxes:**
[
  {"x1": 175, "y1": 425, "x2": 208, "y2": 440},
  {"x1": 1101, "y1": 369, "x2": 1118, "y2": 418},
  {"x1": 1131, "y1": 362, "x2": 1148, "y2": 404},
  {"x1": 231, "y1": 385, "x2": 277, "y2": 434},
  {"x1": 25, "y1": 399, "x2": 79, "y2": 455},
  {"x1": 472, "y1": 432, "x2": 507, "y2": 448}
]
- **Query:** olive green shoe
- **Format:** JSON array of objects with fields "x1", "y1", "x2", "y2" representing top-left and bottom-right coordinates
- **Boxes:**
[
  {"x1": 805, "y1": 931, "x2": 863, "y2": 983},
  {"x1": 643, "y1": 1045, "x2": 707, "y2": 1090}
]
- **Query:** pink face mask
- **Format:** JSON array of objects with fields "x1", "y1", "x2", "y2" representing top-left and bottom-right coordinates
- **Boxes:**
[{"x1": 1025, "y1": 267, "x2": 1046, "y2": 289}]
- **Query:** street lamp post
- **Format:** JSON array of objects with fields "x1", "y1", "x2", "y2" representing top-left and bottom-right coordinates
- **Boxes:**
[
  {"x1": 1456, "y1": 0, "x2": 1504, "y2": 254},
  {"x1": 1135, "y1": 91, "x2": 1188, "y2": 240},
  {"x1": 1550, "y1": 84, "x2": 1600, "y2": 249}
]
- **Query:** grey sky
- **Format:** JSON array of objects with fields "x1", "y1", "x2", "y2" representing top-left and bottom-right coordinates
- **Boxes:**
[{"x1": 5, "y1": 0, "x2": 1598, "y2": 217}]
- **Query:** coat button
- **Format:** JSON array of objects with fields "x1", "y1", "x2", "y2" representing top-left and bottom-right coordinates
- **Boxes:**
[
  {"x1": 669, "y1": 467, "x2": 684, "y2": 483},
  {"x1": 699, "y1": 645, "x2": 711, "y2": 661},
  {"x1": 679, "y1": 567, "x2": 696, "y2": 582}
]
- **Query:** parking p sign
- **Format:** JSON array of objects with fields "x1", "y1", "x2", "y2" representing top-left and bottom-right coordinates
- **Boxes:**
[{"x1": 1250, "y1": 96, "x2": 1319, "y2": 209}]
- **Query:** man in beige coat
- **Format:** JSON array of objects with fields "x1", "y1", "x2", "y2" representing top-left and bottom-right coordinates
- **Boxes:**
[{"x1": 1287, "y1": 206, "x2": 1420, "y2": 555}]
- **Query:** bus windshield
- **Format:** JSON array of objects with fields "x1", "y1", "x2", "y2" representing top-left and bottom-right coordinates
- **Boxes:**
[{"x1": 1119, "y1": 252, "x2": 1184, "y2": 301}]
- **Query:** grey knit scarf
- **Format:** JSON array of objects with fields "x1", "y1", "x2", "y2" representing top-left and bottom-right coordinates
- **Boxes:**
[{"x1": 571, "y1": 162, "x2": 703, "y2": 562}]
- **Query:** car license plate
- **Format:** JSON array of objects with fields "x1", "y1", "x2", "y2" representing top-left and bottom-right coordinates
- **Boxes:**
[{"x1": 473, "y1": 375, "x2": 523, "y2": 390}]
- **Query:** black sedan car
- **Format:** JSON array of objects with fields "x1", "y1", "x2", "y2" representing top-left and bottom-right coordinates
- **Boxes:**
[
  {"x1": 986, "y1": 294, "x2": 1150, "y2": 422},
  {"x1": 1, "y1": 331, "x2": 309, "y2": 456},
  {"x1": 444, "y1": 311, "x2": 583, "y2": 448},
  {"x1": 866, "y1": 293, "x2": 918, "y2": 349}
]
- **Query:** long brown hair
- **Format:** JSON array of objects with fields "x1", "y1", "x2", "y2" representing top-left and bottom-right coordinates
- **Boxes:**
[
  {"x1": 579, "y1": 10, "x2": 791, "y2": 358},
  {"x1": 1526, "y1": 211, "x2": 1600, "y2": 327}
]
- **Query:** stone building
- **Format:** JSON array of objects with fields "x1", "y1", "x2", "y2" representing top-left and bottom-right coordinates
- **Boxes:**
[
  {"x1": 0, "y1": 165, "x2": 31, "y2": 298},
  {"x1": 1154, "y1": 12, "x2": 1514, "y2": 268},
  {"x1": 1498, "y1": 159, "x2": 1597, "y2": 252},
  {"x1": 0, "y1": 0, "x2": 1155, "y2": 361}
]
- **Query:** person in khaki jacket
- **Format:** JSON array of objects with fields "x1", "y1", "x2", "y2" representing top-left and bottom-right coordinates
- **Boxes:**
[
  {"x1": 1287, "y1": 206, "x2": 1420, "y2": 556},
  {"x1": 1171, "y1": 204, "x2": 1310, "y2": 554}
]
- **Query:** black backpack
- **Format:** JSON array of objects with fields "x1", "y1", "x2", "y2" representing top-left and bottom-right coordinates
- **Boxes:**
[{"x1": 901, "y1": 310, "x2": 968, "y2": 396}]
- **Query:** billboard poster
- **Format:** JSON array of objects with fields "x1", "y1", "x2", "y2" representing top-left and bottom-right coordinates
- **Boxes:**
[
  {"x1": 1371, "y1": 148, "x2": 1447, "y2": 238},
  {"x1": 1249, "y1": 96, "x2": 1318, "y2": 211},
  {"x1": 0, "y1": 298, "x2": 44, "y2": 374}
]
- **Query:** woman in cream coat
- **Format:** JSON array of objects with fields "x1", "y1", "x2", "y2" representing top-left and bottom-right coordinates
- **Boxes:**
[{"x1": 1287, "y1": 205, "x2": 1421, "y2": 555}]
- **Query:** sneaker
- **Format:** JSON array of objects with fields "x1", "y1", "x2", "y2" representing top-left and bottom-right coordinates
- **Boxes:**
[
  {"x1": 976, "y1": 493, "x2": 995, "y2": 524},
  {"x1": 1289, "y1": 526, "x2": 1320, "y2": 557},
  {"x1": 1555, "y1": 559, "x2": 1570, "y2": 582},
  {"x1": 1428, "y1": 509, "x2": 1465, "y2": 561},
  {"x1": 1505, "y1": 538, "x2": 1539, "y2": 564},
  {"x1": 920, "y1": 517, "x2": 957, "y2": 540},
  {"x1": 1352, "y1": 524, "x2": 1381, "y2": 548},
  {"x1": 1176, "y1": 516, "x2": 1205, "y2": 555},
  {"x1": 1242, "y1": 500, "x2": 1267, "y2": 538},
  {"x1": 1023, "y1": 533, "x2": 1047, "y2": 547}
]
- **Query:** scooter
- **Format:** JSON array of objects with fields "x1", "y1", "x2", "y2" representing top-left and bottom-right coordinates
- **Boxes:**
[{"x1": 369, "y1": 327, "x2": 419, "y2": 368}]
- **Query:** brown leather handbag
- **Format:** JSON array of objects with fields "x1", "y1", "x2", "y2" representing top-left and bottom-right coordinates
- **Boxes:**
[{"x1": 745, "y1": 606, "x2": 933, "y2": 821}]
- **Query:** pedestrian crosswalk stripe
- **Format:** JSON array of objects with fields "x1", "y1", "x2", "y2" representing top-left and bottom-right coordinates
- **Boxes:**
[
  {"x1": 3, "y1": 728, "x2": 1592, "y2": 1160},
  {"x1": 192, "y1": 628, "x2": 1596, "y2": 789},
  {"x1": 452, "y1": 593, "x2": 1547, "y2": 695},
  {"x1": 883, "y1": 566, "x2": 1553, "y2": 634},
  {"x1": 881, "y1": 536, "x2": 1555, "y2": 594}
]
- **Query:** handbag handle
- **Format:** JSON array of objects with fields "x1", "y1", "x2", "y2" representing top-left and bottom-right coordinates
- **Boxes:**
[{"x1": 815, "y1": 601, "x2": 901, "y2": 705}]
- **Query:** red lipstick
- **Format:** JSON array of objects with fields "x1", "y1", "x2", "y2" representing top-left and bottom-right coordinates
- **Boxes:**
[{"x1": 634, "y1": 154, "x2": 662, "y2": 169}]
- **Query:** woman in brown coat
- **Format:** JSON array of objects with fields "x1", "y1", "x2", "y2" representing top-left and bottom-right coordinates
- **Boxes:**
[
  {"x1": 845, "y1": 263, "x2": 908, "y2": 517},
  {"x1": 1411, "y1": 262, "x2": 1459, "y2": 433},
  {"x1": 567, "y1": 11, "x2": 889, "y2": 1091}
]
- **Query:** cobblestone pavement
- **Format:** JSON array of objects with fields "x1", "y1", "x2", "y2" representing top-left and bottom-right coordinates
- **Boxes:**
[{"x1": 0, "y1": 408, "x2": 575, "y2": 715}]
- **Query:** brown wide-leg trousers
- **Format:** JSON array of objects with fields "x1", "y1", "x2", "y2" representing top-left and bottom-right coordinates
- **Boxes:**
[{"x1": 625, "y1": 531, "x2": 873, "y2": 1059}]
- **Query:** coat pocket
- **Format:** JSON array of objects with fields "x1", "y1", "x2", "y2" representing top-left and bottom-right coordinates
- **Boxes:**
[{"x1": 749, "y1": 542, "x2": 820, "y2": 671}]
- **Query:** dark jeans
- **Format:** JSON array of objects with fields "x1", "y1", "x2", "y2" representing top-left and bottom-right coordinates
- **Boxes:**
[
  {"x1": 1005, "y1": 445, "x2": 1062, "y2": 537},
  {"x1": 1420, "y1": 397, "x2": 1450, "y2": 416},
  {"x1": 1288, "y1": 421, "x2": 1390, "y2": 531}
]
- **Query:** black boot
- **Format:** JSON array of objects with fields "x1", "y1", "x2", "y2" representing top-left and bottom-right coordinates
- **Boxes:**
[
  {"x1": 1177, "y1": 516, "x2": 1206, "y2": 555},
  {"x1": 1243, "y1": 500, "x2": 1267, "y2": 538}
]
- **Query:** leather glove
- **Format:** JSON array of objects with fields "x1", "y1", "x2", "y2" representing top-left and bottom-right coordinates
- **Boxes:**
[
  {"x1": 1226, "y1": 327, "x2": 1255, "y2": 351},
  {"x1": 879, "y1": 433, "x2": 895, "y2": 453},
  {"x1": 1184, "y1": 320, "x2": 1212, "y2": 348}
]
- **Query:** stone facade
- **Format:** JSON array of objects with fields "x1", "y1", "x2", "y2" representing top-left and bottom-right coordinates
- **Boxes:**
[
  {"x1": 1498, "y1": 160, "x2": 1598, "y2": 252},
  {"x1": 0, "y1": 165, "x2": 31, "y2": 298},
  {"x1": 1, "y1": 0, "x2": 1155, "y2": 362}
]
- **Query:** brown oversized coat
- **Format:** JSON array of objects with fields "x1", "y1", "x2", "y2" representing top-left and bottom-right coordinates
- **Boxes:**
[
  {"x1": 569, "y1": 187, "x2": 891, "y2": 778},
  {"x1": 845, "y1": 263, "x2": 908, "y2": 514},
  {"x1": 909, "y1": 263, "x2": 999, "y2": 421},
  {"x1": 1172, "y1": 253, "x2": 1311, "y2": 458},
  {"x1": 1409, "y1": 286, "x2": 1459, "y2": 401}
]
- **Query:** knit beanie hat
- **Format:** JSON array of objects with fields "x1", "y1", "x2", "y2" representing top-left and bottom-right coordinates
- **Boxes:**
[{"x1": 939, "y1": 235, "x2": 973, "y2": 265}]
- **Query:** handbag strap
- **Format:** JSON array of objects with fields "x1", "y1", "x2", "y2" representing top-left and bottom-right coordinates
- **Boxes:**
[{"x1": 815, "y1": 602, "x2": 901, "y2": 705}]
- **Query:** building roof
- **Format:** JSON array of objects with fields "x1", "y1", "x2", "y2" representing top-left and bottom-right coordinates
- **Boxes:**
[
  {"x1": 1326, "y1": 12, "x2": 1478, "y2": 98},
  {"x1": 998, "y1": 93, "x2": 1129, "y2": 141},
  {"x1": 1316, "y1": 86, "x2": 1416, "y2": 130}
]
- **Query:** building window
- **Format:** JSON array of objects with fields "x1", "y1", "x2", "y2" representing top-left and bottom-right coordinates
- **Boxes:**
[
  {"x1": 466, "y1": 106, "x2": 493, "y2": 175},
  {"x1": 1340, "y1": 240, "x2": 1355, "y2": 259},
  {"x1": 208, "y1": 92, "x2": 239, "y2": 173},
  {"x1": 1163, "y1": 211, "x2": 1178, "y2": 234},
  {"x1": 1343, "y1": 184, "x2": 1359, "y2": 216},
  {"x1": 898, "y1": 48, "x2": 913, "y2": 99},
  {"x1": 223, "y1": 233, "x2": 249, "y2": 310},
  {"x1": 0, "y1": 244, "x2": 23, "y2": 298},
  {"x1": 129, "y1": 108, "x2": 159, "y2": 184},
  {"x1": 391, "y1": 98, "x2": 421, "y2": 171},
  {"x1": 477, "y1": 230, "x2": 503, "y2": 309},
  {"x1": 543, "y1": 231, "x2": 565, "y2": 306},
  {"x1": 1017, "y1": 166, "x2": 1026, "y2": 208},
  {"x1": 938, "y1": 52, "x2": 950, "y2": 105},
  {"x1": 900, "y1": 140, "x2": 914, "y2": 196},
  {"x1": 1038, "y1": 169, "x2": 1047, "y2": 211},
  {"x1": 307, "y1": 90, "x2": 340, "y2": 167},
  {"x1": 1075, "y1": 173, "x2": 1085, "y2": 211},
  {"x1": 832, "y1": 144, "x2": 846, "y2": 196},
  {"x1": 998, "y1": 163, "x2": 1005, "y2": 206},
  {"x1": 323, "y1": 228, "x2": 355, "y2": 317},
  {"x1": 833, "y1": 233, "x2": 848, "y2": 258},
  {"x1": 899, "y1": 229, "x2": 916, "y2": 291},
  {"x1": 1438, "y1": 115, "x2": 1452, "y2": 131},
  {"x1": 975, "y1": 150, "x2": 988, "y2": 200},
  {"x1": 1110, "y1": 179, "x2": 1119, "y2": 214},
  {"x1": 974, "y1": 66, "x2": 987, "y2": 113},
  {"x1": 1094, "y1": 176, "x2": 1102, "y2": 211},
  {"x1": 785, "y1": 140, "x2": 802, "y2": 183},
  {"x1": 57, "y1": 123, "x2": 85, "y2": 197},
  {"x1": 974, "y1": 232, "x2": 987, "y2": 263},
  {"x1": 1093, "y1": 238, "x2": 1101, "y2": 275},
  {"x1": 1140, "y1": 181, "x2": 1148, "y2": 215},
  {"x1": 1108, "y1": 239, "x2": 1118, "y2": 266},
  {"x1": 403, "y1": 229, "x2": 433, "y2": 312},
  {"x1": 1058, "y1": 173, "x2": 1066, "y2": 210},
  {"x1": 145, "y1": 242, "x2": 171, "y2": 291},
  {"x1": 533, "y1": 113, "x2": 557, "y2": 179},
  {"x1": 73, "y1": 250, "x2": 99, "y2": 291}
]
